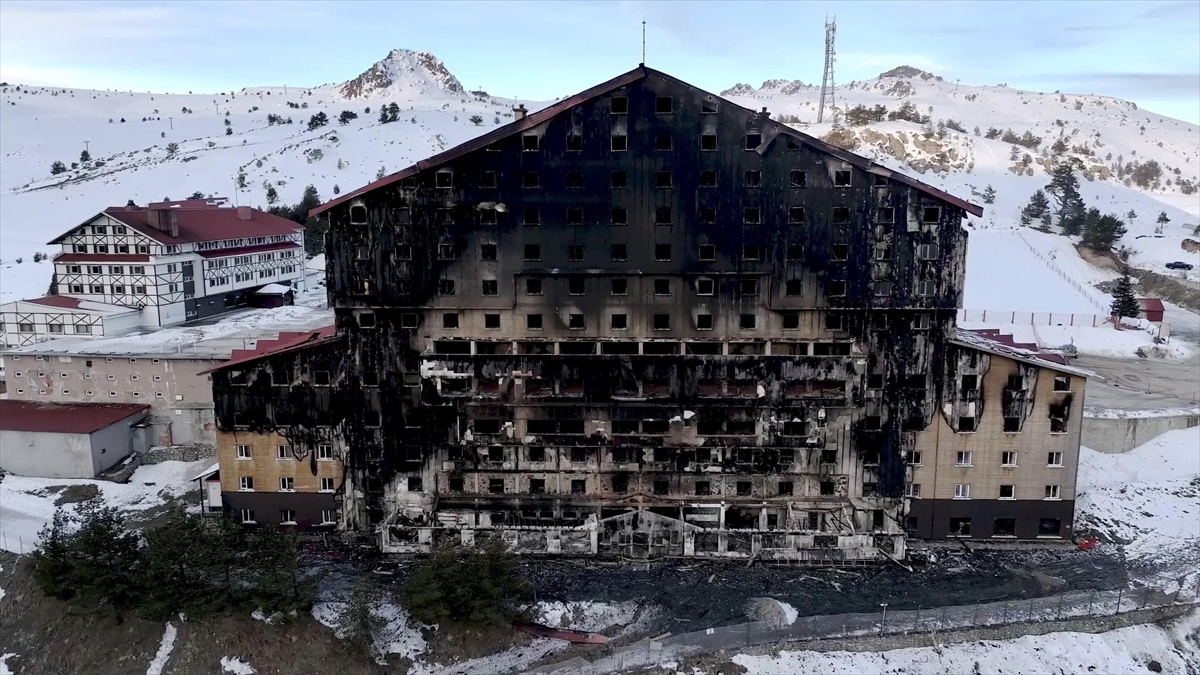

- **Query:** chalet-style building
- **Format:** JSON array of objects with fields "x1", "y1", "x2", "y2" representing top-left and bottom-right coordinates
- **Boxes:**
[
  {"x1": 45, "y1": 199, "x2": 304, "y2": 328},
  {"x1": 207, "y1": 65, "x2": 1084, "y2": 559}
]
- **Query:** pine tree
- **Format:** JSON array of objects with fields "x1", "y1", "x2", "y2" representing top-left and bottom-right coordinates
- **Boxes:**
[
  {"x1": 50, "y1": 160, "x2": 67, "y2": 175},
  {"x1": 981, "y1": 185, "x2": 996, "y2": 204},
  {"x1": 189, "y1": 191, "x2": 205, "y2": 200},
  {"x1": 469, "y1": 114, "x2": 484, "y2": 126},
  {"x1": 1082, "y1": 211, "x2": 1128, "y2": 252},
  {"x1": 375, "y1": 165, "x2": 386, "y2": 180},
  {"x1": 378, "y1": 107, "x2": 391, "y2": 124},
  {"x1": 1046, "y1": 162, "x2": 1084, "y2": 234},
  {"x1": 166, "y1": 142, "x2": 180, "y2": 156},
  {"x1": 245, "y1": 526, "x2": 315, "y2": 614},
  {"x1": 1109, "y1": 272, "x2": 1139, "y2": 318},
  {"x1": 79, "y1": 149, "x2": 91, "y2": 163},
  {"x1": 226, "y1": 127, "x2": 233, "y2": 136},
  {"x1": 1126, "y1": 209, "x2": 1137, "y2": 224},
  {"x1": 306, "y1": 112, "x2": 329, "y2": 131},
  {"x1": 266, "y1": 185, "x2": 278, "y2": 205},
  {"x1": 236, "y1": 170, "x2": 247, "y2": 189},
  {"x1": 339, "y1": 579, "x2": 383, "y2": 657},
  {"x1": 338, "y1": 110, "x2": 358, "y2": 125},
  {"x1": 1019, "y1": 189, "x2": 1051, "y2": 226},
  {"x1": 1156, "y1": 211, "x2": 1170, "y2": 234},
  {"x1": 333, "y1": 184, "x2": 340, "y2": 195}
]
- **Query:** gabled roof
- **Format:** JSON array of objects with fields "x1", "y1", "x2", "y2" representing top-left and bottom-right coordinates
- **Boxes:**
[
  {"x1": 0, "y1": 400, "x2": 149, "y2": 434},
  {"x1": 310, "y1": 65, "x2": 982, "y2": 218},
  {"x1": 49, "y1": 201, "x2": 301, "y2": 247},
  {"x1": 199, "y1": 325, "x2": 338, "y2": 374},
  {"x1": 14, "y1": 295, "x2": 140, "y2": 316},
  {"x1": 1137, "y1": 298, "x2": 1166, "y2": 313},
  {"x1": 954, "y1": 328, "x2": 1089, "y2": 377}
]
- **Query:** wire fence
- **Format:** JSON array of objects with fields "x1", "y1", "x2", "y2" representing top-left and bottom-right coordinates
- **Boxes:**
[
  {"x1": 0, "y1": 530, "x2": 37, "y2": 555},
  {"x1": 529, "y1": 583, "x2": 1200, "y2": 674}
]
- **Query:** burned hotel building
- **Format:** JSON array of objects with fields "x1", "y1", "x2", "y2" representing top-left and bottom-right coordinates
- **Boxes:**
[{"x1": 209, "y1": 66, "x2": 1085, "y2": 560}]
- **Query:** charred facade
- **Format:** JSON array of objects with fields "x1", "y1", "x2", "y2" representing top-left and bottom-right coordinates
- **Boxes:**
[{"x1": 212, "y1": 66, "x2": 1002, "y2": 560}]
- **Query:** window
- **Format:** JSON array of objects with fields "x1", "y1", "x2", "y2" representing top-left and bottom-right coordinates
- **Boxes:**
[
  {"x1": 611, "y1": 278, "x2": 628, "y2": 295},
  {"x1": 956, "y1": 451, "x2": 972, "y2": 466},
  {"x1": 905, "y1": 483, "x2": 921, "y2": 498},
  {"x1": 75, "y1": 325, "x2": 91, "y2": 335},
  {"x1": 70, "y1": 284, "x2": 84, "y2": 293},
  {"x1": 524, "y1": 244, "x2": 541, "y2": 261},
  {"x1": 239, "y1": 476, "x2": 254, "y2": 491},
  {"x1": 528, "y1": 478, "x2": 546, "y2": 494},
  {"x1": 953, "y1": 483, "x2": 970, "y2": 499},
  {"x1": 91, "y1": 285, "x2": 104, "y2": 294},
  {"x1": 735, "y1": 481, "x2": 751, "y2": 496},
  {"x1": 742, "y1": 245, "x2": 759, "y2": 261},
  {"x1": 607, "y1": 207, "x2": 628, "y2": 227},
  {"x1": 111, "y1": 285, "x2": 125, "y2": 294},
  {"x1": 653, "y1": 314, "x2": 670, "y2": 330},
  {"x1": 873, "y1": 281, "x2": 892, "y2": 296},
  {"x1": 610, "y1": 313, "x2": 628, "y2": 330},
  {"x1": 654, "y1": 278, "x2": 671, "y2": 295},
  {"x1": 700, "y1": 170, "x2": 717, "y2": 187},
  {"x1": 521, "y1": 133, "x2": 539, "y2": 151},
  {"x1": 277, "y1": 445, "x2": 292, "y2": 460},
  {"x1": 279, "y1": 509, "x2": 296, "y2": 525},
  {"x1": 993, "y1": 518, "x2": 1016, "y2": 537},
  {"x1": 831, "y1": 244, "x2": 848, "y2": 260},
  {"x1": 834, "y1": 170, "x2": 851, "y2": 186},
  {"x1": 654, "y1": 134, "x2": 673, "y2": 151},
  {"x1": 696, "y1": 313, "x2": 714, "y2": 330},
  {"x1": 948, "y1": 517, "x2": 972, "y2": 536},
  {"x1": 1053, "y1": 375, "x2": 1070, "y2": 391},
  {"x1": 568, "y1": 277, "x2": 585, "y2": 295},
  {"x1": 655, "y1": 207, "x2": 672, "y2": 225},
  {"x1": 611, "y1": 244, "x2": 628, "y2": 261},
  {"x1": 743, "y1": 207, "x2": 760, "y2": 225},
  {"x1": 488, "y1": 478, "x2": 505, "y2": 494},
  {"x1": 400, "y1": 313, "x2": 418, "y2": 329},
  {"x1": 1039, "y1": 518, "x2": 1062, "y2": 537},
  {"x1": 565, "y1": 207, "x2": 585, "y2": 226},
  {"x1": 438, "y1": 279, "x2": 456, "y2": 295},
  {"x1": 566, "y1": 132, "x2": 582, "y2": 151},
  {"x1": 526, "y1": 313, "x2": 543, "y2": 330},
  {"x1": 745, "y1": 133, "x2": 762, "y2": 149},
  {"x1": 522, "y1": 172, "x2": 540, "y2": 189},
  {"x1": 1051, "y1": 417, "x2": 1068, "y2": 433},
  {"x1": 433, "y1": 169, "x2": 453, "y2": 188},
  {"x1": 959, "y1": 416, "x2": 977, "y2": 432},
  {"x1": 18, "y1": 323, "x2": 33, "y2": 333},
  {"x1": 240, "y1": 509, "x2": 256, "y2": 524},
  {"x1": 478, "y1": 244, "x2": 498, "y2": 262},
  {"x1": 525, "y1": 278, "x2": 543, "y2": 295},
  {"x1": 403, "y1": 476, "x2": 422, "y2": 492},
  {"x1": 695, "y1": 481, "x2": 712, "y2": 496},
  {"x1": 1001, "y1": 416, "x2": 1021, "y2": 432},
  {"x1": 739, "y1": 278, "x2": 758, "y2": 295},
  {"x1": 912, "y1": 313, "x2": 931, "y2": 330},
  {"x1": 236, "y1": 444, "x2": 252, "y2": 459},
  {"x1": 699, "y1": 244, "x2": 716, "y2": 261},
  {"x1": 48, "y1": 324, "x2": 63, "y2": 334},
  {"x1": 739, "y1": 314, "x2": 757, "y2": 330},
  {"x1": 611, "y1": 133, "x2": 628, "y2": 151},
  {"x1": 321, "y1": 510, "x2": 338, "y2": 525},
  {"x1": 1047, "y1": 451, "x2": 1064, "y2": 467},
  {"x1": 654, "y1": 244, "x2": 671, "y2": 261},
  {"x1": 744, "y1": 170, "x2": 761, "y2": 187},
  {"x1": 134, "y1": 285, "x2": 146, "y2": 294},
  {"x1": 999, "y1": 484, "x2": 1015, "y2": 499},
  {"x1": 701, "y1": 134, "x2": 717, "y2": 151},
  {"x1": 1045, "y1": 484, "x2": 1061, "y2": 499},
  {"x1": 922, "y1": 206, "x2": 941, "y2": 223},
  {"x1": 611, "y1": 96, "x2": 628, "y2": 113},
  {"x1": 280, "y1": 477, "x2": 295, "y2": 492},
  {"x1": 611, "y1": 171, "x2": 627, "y2": 188},
  {"x1": 568, "y1": 313, "x2": 585, "y2": 330},
  {"x1": 1001, "y1": 451, "x2": 1017, "y2": 466},
  {"x1": 442, "y1": 313, "x2": 459, "y2": 329},
  {"x1": 476, "y1": 278, "x2": 498, "y2": 297},
  {"x1": 786, "y1": 207, "x2": 806, "y2": 226},
  {"x1": 877, "y1": 207, "x2": 895, "y2": 224},
  {"x1": 782, "y1": 312, "x2": 799, "y2": 329},
  {"x1": 484, "y1": 313, "x2": 501, "y2": 329},
  {"x1": 394, "y1": 244, "x2": 412, "y2": 261}
]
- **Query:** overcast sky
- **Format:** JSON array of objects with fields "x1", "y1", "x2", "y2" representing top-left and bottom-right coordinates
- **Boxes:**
[{"x1": 2, "y1": 0, "x2": 1197, "y2": 122}]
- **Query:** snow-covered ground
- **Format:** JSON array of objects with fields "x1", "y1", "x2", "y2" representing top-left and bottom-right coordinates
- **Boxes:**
[
  {"x1": 0, "y1": 458, "x2": 211, "y2": 553},
  {"x1": 726, "y1": 609, "x2": 1200, "y2": 675},
  {"x1": 1076, "y1": 428, "x2": 1200, "y2": 591}
]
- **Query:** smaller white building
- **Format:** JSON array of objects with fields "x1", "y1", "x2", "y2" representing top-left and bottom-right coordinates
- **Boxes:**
[
  {"x1": 0, "y1": 296, "x2": 143, "y2": 348},
  {"x1": 0, "y1": 400, "x2": 150, "y2": 478}
]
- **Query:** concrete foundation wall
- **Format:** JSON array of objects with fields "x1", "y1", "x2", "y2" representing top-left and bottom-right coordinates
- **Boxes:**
[
  {"x1": 1081, "y1": 414, "x2": 1200, "y2": 454},
  {"x1": 0, "y1": 430, "x2": 95, "y2": 478}
]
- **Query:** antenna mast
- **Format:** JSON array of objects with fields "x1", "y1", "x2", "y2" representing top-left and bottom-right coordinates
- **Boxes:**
[
  {"x1": 817, "y1": 15, "x2": 838, "y2": 124},
  {"x1": 642, "y1": 20, "x2": 646, "y2": 64}
]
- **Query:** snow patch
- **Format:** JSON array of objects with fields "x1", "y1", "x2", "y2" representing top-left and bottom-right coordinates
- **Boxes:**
[
  {"x1": 220, "y1": 656, "x2": 256, "y2": 675},
  {"x1": 145, "y1": 622, "x2": 177, "y2": 675},
  {"x1": 731, "y1": 610, "x2": 1200, "y2": 674},
  {"x1": 311, "y1": 599, "x2": 428, "y2": 665},
  {"x1": 534, "y1": 600, "x2": 640, "y2": 633},
  {"x1": 774, "y1": 600, "x2": 799, "y2": 625},
  {"x1": 0, "y1": 654, "x2": 15, "y2": 675}
]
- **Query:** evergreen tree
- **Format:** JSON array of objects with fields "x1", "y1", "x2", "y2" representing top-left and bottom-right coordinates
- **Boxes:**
[
  {"x1": 306, "y1": 112, "x2": 329, "y2": 131},
  {"x1": 1109, "y1": 272, "x2": 1139, "y2": 318},
  {"x1": 1082, "y1": 211, "x2": 1128, "y2": 252},
  {"x1": 386, "y1": 103, "x2": 400, "y2": 122},
  {"x1": 1046, "y1": 162, "x2": 1085, "y2": 234},
  {"x1": 469, "y1": 114, "x2": 484, "y2": 126},
  {"x1": 378, "y1": 107, "x2": 391, "y2": 124},
  {"x1": 375, "y1": 165, "x2": 386, "y2": 180},
  {"x1": 50, "y1": 160, "x2": 67, "y2": 175},
  {"x1": 1156, "y1": 211, "x2": 1170, "y2": 233},
  {"x1": 1019, "y1": 189, "x2": 1051, "y2": 226},
  {"x1": 236, "y1": 170, "x2": 247, "y2": 189},
  {"x1": 981, "y1": 185, "x2": 996, "y2": 204},
  {"x1": 1126, "y1": 209, "x2": 1137, "y2": 223},
  {"x1": 31, "y1": 501, "x2": 143, "y2": 616},
  {"x1": 338, "y1": 110, "x2": 358, "y2": 125},
  {"x1": 166, "y1": 142, "x2": 180, "y2": 156},
  {"x1": 79, "y1": 149, "x2": 91, "y2": 163},
  {"x1": 404, "y1": 538, "x2": 527, "y2": 627},
  {"x1": 339, "y1": 579, "x2": 383, "y2": 657},
  {"x1": 333, "y1": 184, "x2": 340, "y2": 195},
  {"x1": 139, "y1": 514, "x2": 230, "y2": 620},
  {"x1": 226, "y1": 127, "x2": 233, "y2": 136},
  {"x1": 245, "y1": 526, "x2": 315, "y2": 614},
  {"x1": 266, "y1": 185, "x2": 279, "y2": 205}
]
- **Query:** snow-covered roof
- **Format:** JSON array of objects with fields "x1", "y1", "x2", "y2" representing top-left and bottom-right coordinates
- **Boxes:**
[
  {"x1": 254, "y1": 283, "x2": 292, "y2": 295},
  {"x1": 6, "y1": 295, "x2": 141, "y2": 316},
  {"x1": 953, "y1": 328, "x2": 1090, "y2": 377},
  {"x1": 189, "y1": 460, "x2": 220, "y2": 482}
]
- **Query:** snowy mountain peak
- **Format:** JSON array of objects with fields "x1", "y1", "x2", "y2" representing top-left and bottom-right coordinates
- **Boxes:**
[
  {"x1": 877, "y1": 65, "x2": 943, "y2": 81},
  {"x1": 722, "y1": 79, "x2": 811, "y2": 98},
  {"x1": 339, "y1": 49, "x2": 464, "y2": 100}
]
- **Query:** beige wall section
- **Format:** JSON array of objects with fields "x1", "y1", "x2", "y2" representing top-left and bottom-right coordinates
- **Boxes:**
[
  {"x1": 910, "y1": 354, "x2": 1083, "y2": 502},
  {"x1": 217, "y1": 429, "x2": 344, "y2": 495},
  {"x1": 3, "y1": 354, "x2": 220, "y2": 406}
]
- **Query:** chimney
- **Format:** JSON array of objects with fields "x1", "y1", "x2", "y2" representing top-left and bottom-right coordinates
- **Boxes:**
[
  {"x1": 146, "y1": 204, "x2": 180, "y2": 238},
  {"x1": 513, "y1": 104, "x2": 527, "y2": 120},
  {"x1": 126, "y1": 200, "x2": 137, "y2": 211},
  {"x1": 237, "y1": 205, "x2": 252, "y2": 221},
  {"x1": 759, "y1": 106, "x2": 771, "y2": 120}
]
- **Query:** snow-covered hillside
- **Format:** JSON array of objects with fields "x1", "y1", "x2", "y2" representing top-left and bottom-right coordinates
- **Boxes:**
[{"x1": 2, "y1": 54, "x2": 1198, "y2": 318}]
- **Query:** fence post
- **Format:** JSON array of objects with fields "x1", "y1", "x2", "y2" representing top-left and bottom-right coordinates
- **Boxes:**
[
  {"x1": 1116, "y1": 589, "x2": 1123, "y2": 615},
  {"x1": 1088, "y1": 591, "x2": 1094, "y2": 616},
  {"x1": 1057, "y1": 593, "x2": 1065, "y2": 620},
  {"x1": 1002, "y1": 601, "x2": 1008, "y2": 624},
  {"x1": 915, "y1": 606, "x2": 921, "y2": 632},
  {"x1": 1028, "y1": 598, "x2": 1034, "y2": 622}
]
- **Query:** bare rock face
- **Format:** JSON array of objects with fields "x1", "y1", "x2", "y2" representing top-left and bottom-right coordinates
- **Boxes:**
[
  {"x1": 877, "y1": 65, "x2": 943, "y2": 81},
  {"x1": 1180, "y1": 239, "x2": 1200, "y2": 253},
  {"x1": 339, "y1": 49, "x2": 464, "y2": 99}
]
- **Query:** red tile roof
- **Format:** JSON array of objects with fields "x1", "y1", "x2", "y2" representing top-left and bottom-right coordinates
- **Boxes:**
[
  {"x1": 197, "y1": 242, "x2": 301, "y2": 259},
  {"x1": 0, "y1": 400, "x2": 149, "y2": 434},
  {"x1": 199, "y1": 325, "x2": 338, "y2": 374},
  {"x1": 310, "y1": 66, "x2": 982, "y2": 218},
  {"x1": 54, "y1": 254, "x2": 151, "y2": 263},
  {"x1": 49, "y1": 201, "x2": 301, "y2": 247},
  {"x1": 22, "y1": 295, "x2": 84, "y2": 309}
]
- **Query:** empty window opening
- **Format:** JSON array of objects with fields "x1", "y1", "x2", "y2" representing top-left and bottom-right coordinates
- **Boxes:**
[
  {"x1": 523, "y1": 172, "x2": 540, "y2": 188},
  {"x1": 832, "y1": 207, "x2": 850, "y2": 223},
  {"x1": 611, "y1": 278, "x2": 628, "y2": 295},
  {"x1": 999, "y1": 484, "x2": 1015, "y2": 499},
  {"x1": 831, "y1": 244, "x2": 849, "y2": 260},
  {"x1": 480, "y1": 243, "x2": 498, "y2": 261},
  {"x1": 696, "y1": 314, "x2": 714, "y2": 330},
  {"x1": 655, "y1": 244, "x2": 672, "y2": 260},
  {"x1": 655, "y1": 171, "x2": 673, "y2": 188},
  {"x1": 782, "y1": 312, "x2": 800, "y2": 329},
  {"x1": 834, "y1": 170, "x2": 851, "y2": 186},
  {"x1": 611, "y1": 207, "x2": 628, "y2": 225},
  {"x1": 655, "y1": 134, "x2": 673, "y2": 150},
  {"x1": 993, "y1": 518, "x2": 1016, "y2": 536},
  {"x1": 526, "y1": 313, "x2": 543, "y2": 330},
  {"x1": 743, "y1": 207, "x2": 761, "y2": 225},
  {"x1": 484, "y1": 313, "x2": 501, "y2": 329},
  {"x1": 655, "y1": 207, "x2": 672, "y2": 224},
  {"x1": 612, "y1": 244, "x2": 629, "y2": 261},
  {"x1": 744, "y1": 170, "x2": 761, "y2": 187},
  {"x1": 922, "y1": 206, "x2": 941, "y2": 222},
  {"x1": 611, "y1": 134, "x2": 628, "y2": 151},
  {"x1": 482, "y1": 279, "x2": 499, "y2": 296},
  {"x1": 700, "y1": 170, "x2": 717, "y2": 187},
  {"x1": 610, "y1": 313, "x2": 628, "y2": 330},
  {"x1": 739, "y1": 278, "x2": 758, "y2": 295},
  {"x1": 611, "y1": 171, "x2": 628, "y2": 188},
  {"x1": 349, "y1": 205, "x2": 368, "y2": 223},
  {"x1": 522, "y1": 134, "x2": 539, "y2": 151},
  {"x1": 785, "y1": 280, "x2": 803, "y2": 296},
  {"x1": 655, "y1": 96, "x2": 673, "y2": 113},
  {"x1": 1039, "y1": 518, "x2": 1062, "y2": 536},
  {"x1": 442, "y1": 313, "x2": 459, "y2": 329},
  {"x1": 525, "y1": 278, "x2": 543, "y2": 295},
  {"x1": 653, "y1": 314, "x2": 671, "y2": 330},
  {"x1": 742, "y1": 245, "x2": 759, "y2": 261},
  {"x1": 567, "y1": 244, "x2": 584, "y2": 261},
  {"x1": 654, "y1": 278, "x2": 671, "y2": 295},
  {"x1": 745, "y1": 133, "x2": 762, "y2": 149},
  {"x1": 701, "y1": 134, "x2": 717, "y2": 150},
  {"x1": 524, "y1": 244, "x2": 541, "y2": 261},
  {"x1": 438, "y1": 279, "x2": 456, "y2": 295},
  {"x1": 877, "y1": 207, "x2": 895, "y2": 223},
  {"x1": 611, "y1": 96, "x2": 628, "y2": 114},
  {"x1": 569, "y1": 313, "x2": 585, "y2": 330},
  {"x1": 566, "y1": 171, "x2": 583, "y2": 187},
  {"x1": 739, "y1": 314, "x2": 757, "y2": 330}
]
